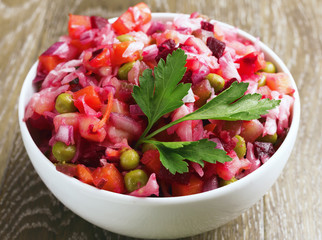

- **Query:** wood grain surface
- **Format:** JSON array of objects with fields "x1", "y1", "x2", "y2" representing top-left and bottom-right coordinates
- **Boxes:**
[{"x1": 0, "y1": 0, "x2": 321, "y2": 239}]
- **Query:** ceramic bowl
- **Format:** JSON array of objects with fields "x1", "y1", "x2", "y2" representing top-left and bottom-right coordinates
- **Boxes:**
[{"x1": 18, "y1": 13, "x2": 300, "y2": 239}]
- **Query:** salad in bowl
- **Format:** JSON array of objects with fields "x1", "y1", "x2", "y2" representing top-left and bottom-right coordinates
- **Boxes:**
[{"x1": 19, "y1": 2, "x2": 299, "y2": 238}]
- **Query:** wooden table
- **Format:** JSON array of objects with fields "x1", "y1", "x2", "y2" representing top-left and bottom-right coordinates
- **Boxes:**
[{"x1": 0, "y1": 0, "x2": 321, "y2": 239}]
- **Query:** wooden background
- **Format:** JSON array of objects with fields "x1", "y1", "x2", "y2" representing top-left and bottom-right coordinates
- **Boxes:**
[{"x1": 0, "y1": 0, "x2": 321, "y2": 239}]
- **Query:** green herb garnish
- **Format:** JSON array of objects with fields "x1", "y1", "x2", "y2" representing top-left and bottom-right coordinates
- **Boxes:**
[
  {"x1": 132, "y1": 49, "x2": 191, "y2": 141},
  {"x1": 143, "y1": 139, "x2": 231, "y2": 174},
  {"x1": 133, "y1": 49, "x2": 280, "y2": 174}
]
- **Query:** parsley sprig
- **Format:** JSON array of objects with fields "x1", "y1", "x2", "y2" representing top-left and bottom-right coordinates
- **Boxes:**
[{"x1": 132, "y1": 49, "x2": 280, "y2": 174}]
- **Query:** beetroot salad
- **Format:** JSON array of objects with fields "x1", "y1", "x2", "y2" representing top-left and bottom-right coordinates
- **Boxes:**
[{"x1": 24, "y1": 3, "x2": 295, "y2": 197}]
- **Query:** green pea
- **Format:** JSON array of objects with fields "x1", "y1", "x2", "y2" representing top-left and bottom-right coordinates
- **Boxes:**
[
  {"x1": 120, "y1": 149, "x2": 140, "y2": 170},
  {"x1": 124, "y1": 169, "x2": 148, "y2": 192},
  {"x1": 257, "y1": 133, "x2": 278, "y2": 144},
  {"x1": 206, "y1": 73, "x2": 225, "y2": 93},
  {"x1": 261, "y1": 61, "x2": 276, "y2": 73},
  {"x1": 117, "y1": 61, "x2": 136, "y2": 80},
  {"x1": 141, "y1": 140, "x2": 157, "y2": 153},
  {"x1": 234, "y1": 135, "x2": 246, "y2": 159},
  {"x1": 52, "y1": 141, "x2": 76, "y2": 163},
  {"x1": 55, "y1": 93, "x2": 77, "y2": 114},
  {"x1": 116, "y1": 34, "x2": 135, "y2": 42},
  {"x1": 219, "y1": 177, "x2": 237, "y2": 187},
  {"x1": 257, "y1": 74, "x2": 267, "y2": 87}
]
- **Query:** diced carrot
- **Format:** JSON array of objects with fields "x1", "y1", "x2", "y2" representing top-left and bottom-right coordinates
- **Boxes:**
[
  {"x1": 111, "y1": 41, "x2": 141, "y2": 66},
  {"x1": 68, "y1": 14, "x2": 92, "y2": 39},
  {"x1": 112, "y1": 2, "x2": 151, "y2": 34},
  {"x1": 38, "y1": 55, "x2": 64, "y2": 73},
  {"x1": 141, "y1": 149, "x2": 161, "y2": 174},
  {"x1": 93, "y1": 92, "x2": 114, "y2": 132},
  {"x1": 73, "y1": 86, "x2": 102, "y2": 113},
  {"x1": 92, "y1": 163, "x2": 125, "y2": 193},
  {"x1": 77, "y1": 164, "x2": 93, "y2": 184},
  {"x1": 204, "y1": 123, "x2": 216, "y2": 132},
  {"x1": 172, "y1": 174, "x2": 203, "y2": 196}
]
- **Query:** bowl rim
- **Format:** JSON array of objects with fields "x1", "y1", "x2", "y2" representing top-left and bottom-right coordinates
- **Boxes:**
[{"x1": 18, "y1": 12, "x2": 300, "y2": 206}]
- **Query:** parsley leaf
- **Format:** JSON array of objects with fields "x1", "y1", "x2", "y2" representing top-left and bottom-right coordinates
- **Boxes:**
[
  {"x1": 182, "y1": 81, "x2": 281, "y2": 121},
  {"x1": 144, "y1": 139, "x2": 231, "y2": 174},
  {"x1": 132, "y1": 49, "x2": 191, "y2": 140},
  {"x1": 145, "y1": 81, "x2": 281, "y2": 139}
]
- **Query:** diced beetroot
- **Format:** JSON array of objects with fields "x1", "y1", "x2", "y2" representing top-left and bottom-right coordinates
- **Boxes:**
[
  {"x1": 90, "y1": 16, "x2": 109, "y2": 29},
  {"x1": 76, "y1": 141, "x2": 105, "y2": 168},
  {"x1": 56, "y1": 164, "x2": 78, "y2": 177},
  {"x1": 115, "y1": 81, "x2": 134, "y2": 103},
  {"x1": 129, "y1": 104, "x2": 144, "y2": 116},
  {"x1": 253, "y1": 141, "x2": 275, "y2": 163},
  {"x1": 201, "y1": 21, "x2": 214, "y2": 32},
  {"x1": 147, "y1": 20, "x2": 166, "y2": 35},
  {"x1": 221, "y1": 120, "x2": 242, "y2": 137},
  {"x1": 220, "y1": 78, "x2": 238, "y2": 92},
  {"x1": 202, "y1": 175, "x2": 219, "y2": 192},
  {"x1": 155, "y1": 39, "x2": 177, "y2": 62},
  {"x1": 181, "y1": 69, "x2": 193, "y2": 83},
  {"x1": 151, "y1": 118, "x2": 177, "y2": 142},
  {"x1": 219, "y1": 130, "x2": 237, "y2": 153},
  {"x1": 158, "y1": 166, "x2": 191, "y2": 185},
  {"x1": 27, "y1": 113, "x2": 53, "y2": 130},
  {"x1": 240, "y1": 119, "x2": 264, "y2": 143},
  {"x1": 203, "y1": 162, "x2": 217, "y2": 179},
  {"x1": 206, "y1": 37, "x2": 226, "y2": 60}
]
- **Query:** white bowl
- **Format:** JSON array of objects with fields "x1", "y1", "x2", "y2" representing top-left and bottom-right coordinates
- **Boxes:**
[{"x1": 18, "y1": 13, "x2": 300, "y2": 239}]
